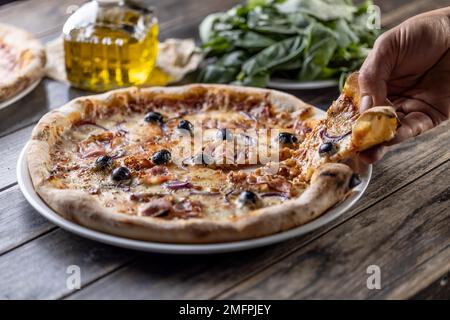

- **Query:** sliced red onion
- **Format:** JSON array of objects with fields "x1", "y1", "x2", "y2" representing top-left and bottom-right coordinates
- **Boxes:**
[
  {"x1": 320, "y1": 128, "x2": 351, "y2": 143},
  {"x1": 164, "y1": 181, "x2": 194, "y2": 190},
  {"x1": 111, "y1": 149, "x2": 126, "y2": 159},
  {"x1": 81, "y1": 149, "x2": 106, "y2": 159},
  {"x1": 115, "y1": 121, "x2": 129, "y2": 134},
  {"x1": 189, "y1": 191, "x2": 220, "y2": 196},
  {"x1": 76, "y1": 120, "x2": 109, "y2": 131},
  {"x1": 260, "y1": 192, "x2": 289, "y2": 201}
]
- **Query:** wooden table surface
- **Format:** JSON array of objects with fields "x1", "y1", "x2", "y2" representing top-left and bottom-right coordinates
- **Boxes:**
[{"x1": 0, "y1": 0, "x2": 449, "y2": 300}]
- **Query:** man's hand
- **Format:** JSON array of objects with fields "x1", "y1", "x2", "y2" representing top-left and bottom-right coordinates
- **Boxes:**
[{"x1": 358, "y1": 7, "x2": 450, "y2": 163}]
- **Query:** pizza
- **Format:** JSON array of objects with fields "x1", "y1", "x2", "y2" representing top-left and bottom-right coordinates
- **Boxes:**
[
  {"x1": 0, "y1": 23, "x2": 46, "y2": 102},
  {"x1": 27, "y1": 73, "x2": 398, "y2": 243}
]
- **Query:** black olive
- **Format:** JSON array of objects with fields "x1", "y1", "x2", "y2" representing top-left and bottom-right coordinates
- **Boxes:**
[
  {"x1": 318, "y1": 142, "x2": 338, "y2": 156},
  {"x1": 112, "y1": 167, "x2": 131, "y2": 181},
  {"x1": 152, "y1": 149, "x2": 172, "y2": 165},
  {"x1": 349, "y1": 173, "x2": 362, "y2": 189},
  {"x1": 237, "y1": 190, "x2": 261, "y2": 208},
  {"x1": 144, "y1": 112, "x2": 163, "y2": 124},
  {"x1": 217, "y1": 128, "x2": 233, "y2": 141},
  {"x1": 177, "y1": 120, "x2": 194, "y2": 133},
  {"x1": 94, "y1": 155, "x2": 113, "y2": 171},
  {"x1": 278, "y1": 132, "x2": 298, "y2": 145},
  {"x1": 319, "y1": 142, "x2": 333, "y2": 153}
]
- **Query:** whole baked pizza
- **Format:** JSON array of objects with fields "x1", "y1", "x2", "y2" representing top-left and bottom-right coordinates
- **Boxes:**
[
  {"x1": 0, "y1": 23, "x2": 46, "y2": 102},
  {"x1": 28, "y1": 73, "x2": 398, "y2": 243}
]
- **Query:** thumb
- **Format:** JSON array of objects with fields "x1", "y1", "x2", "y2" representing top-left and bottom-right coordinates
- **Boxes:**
[{"x1": 358, "y1": 32, "x2": 397, "y2": 111}]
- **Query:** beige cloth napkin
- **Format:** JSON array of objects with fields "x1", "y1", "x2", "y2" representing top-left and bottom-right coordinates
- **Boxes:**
[{"x1": 45, "y1": 37, "x2": 202, "y2": 86}]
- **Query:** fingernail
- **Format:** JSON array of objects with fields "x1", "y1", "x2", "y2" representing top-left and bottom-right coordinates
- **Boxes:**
[{"x1": 360, "y1": 95, "x2": 373, "y2": 112}]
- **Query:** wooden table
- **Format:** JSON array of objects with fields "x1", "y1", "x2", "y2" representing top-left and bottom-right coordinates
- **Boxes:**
[{"x1": 0, "y1": 0, "x2": 449, "y2": 300}]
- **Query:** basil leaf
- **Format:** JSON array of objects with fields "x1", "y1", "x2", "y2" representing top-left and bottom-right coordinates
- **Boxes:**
[
  {"x1": 299, "y1": 36, "x2": 338, "y2": 81},
  {"x1": 198, "y1": 0, "x2": 378, "y2": 86},
  {"x1": 242, "y1": 36, "x2": 306, "y2": 76}
]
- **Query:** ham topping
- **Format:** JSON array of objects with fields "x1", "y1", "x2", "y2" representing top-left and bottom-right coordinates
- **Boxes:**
[
  {"x1": 139, "y1": 198, "x2": 203, "y2": 218},
  {"x1": 124, "y1": 156, "x2": 152, "y2": 170},
  {"x1": 140, "y1": 198, "x2": 172, "y2": 217}
]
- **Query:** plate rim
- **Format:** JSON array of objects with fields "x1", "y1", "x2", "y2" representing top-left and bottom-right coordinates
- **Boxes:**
[
  {"x1": 0, "y1": 79, "x2": 41, "y2": 110},
  {"x1": 17, "y1": 143, "x2": 372, "y2": 255}
]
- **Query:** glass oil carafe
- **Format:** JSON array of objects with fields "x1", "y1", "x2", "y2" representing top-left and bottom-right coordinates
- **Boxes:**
[{"x1": 63, "y1": 0, "x2": 159, "y2": 92}]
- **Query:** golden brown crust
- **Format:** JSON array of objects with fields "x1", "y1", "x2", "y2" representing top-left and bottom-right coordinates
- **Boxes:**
[{"x1": 0, "y1": 23, "x2": 46, "y2": 102}]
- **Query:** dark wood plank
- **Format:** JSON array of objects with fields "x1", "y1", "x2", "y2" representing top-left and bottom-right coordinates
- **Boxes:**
[
  {"x1": 0, "y1": 185, "x2": 54, "y2": 255},
  {"x1": 69, "y1": 251, "x2": 277, "y2": 300},
  {"x1": 0, "y1": 127, "x2": 32, "y2": 191},
  {"x1": 412, "y1": 270, "x2": 450, "y2": 300},
  {"x1": 0, "y1": 0, "x2": 242, "y2": 40},
  {"x1": 0, "y1": 80, "x2": 84, "y2": 138},
  {"x1": 386, "y1": 246, "x2": 450, "y2": 299},
  {"x1": 0, "y1": 0, "x2": 183, "y2": 39},
  {"x1": 0, "y1": 228, "x2": 137, "y2": 299},
  {"x1": 217, "y1": 160, "x2": 450, "y2": 299},
  {"x1": 381, "y1": 0, "x2": 450, "y2": 28},
  {"x1": 0, "y1": 0, "x2": 86, "y2": 38},
  {"x1": 68, "y1": 121, "x2": 450, "y2": 299}
]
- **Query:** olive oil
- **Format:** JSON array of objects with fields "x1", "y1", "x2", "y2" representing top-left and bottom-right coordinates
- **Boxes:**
[{"x1": 63, "y1": 0, "x2": 159, "y2": 92}]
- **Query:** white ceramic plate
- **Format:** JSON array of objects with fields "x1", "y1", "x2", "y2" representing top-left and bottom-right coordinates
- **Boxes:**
[
  {"x1": 268, "y1": 78, "x2": 338, "y2": 90},
  {"x1": 0, "y1": 79, "x2": 41, "y2": 110},
  {"x1": 17, "y1": 143, "x2": 372, "y2": 254}
]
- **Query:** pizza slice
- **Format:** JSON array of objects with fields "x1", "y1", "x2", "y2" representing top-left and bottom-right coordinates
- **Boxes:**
[{"x1": 0, "y1": 23, "x2": 46, "y2": 102}]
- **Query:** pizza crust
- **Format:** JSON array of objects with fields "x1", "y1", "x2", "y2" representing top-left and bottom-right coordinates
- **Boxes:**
[
  {"x1": 27, "y1": 85, "x2": 360, "y2": 243},
  {"x1": 0, "y1": 23, "x2": 46, "y2": 102}
]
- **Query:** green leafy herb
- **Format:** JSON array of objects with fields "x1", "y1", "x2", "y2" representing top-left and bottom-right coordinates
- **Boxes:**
[{"x1": 198, "y1": 0, "x2": 379, "y2": 87}]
